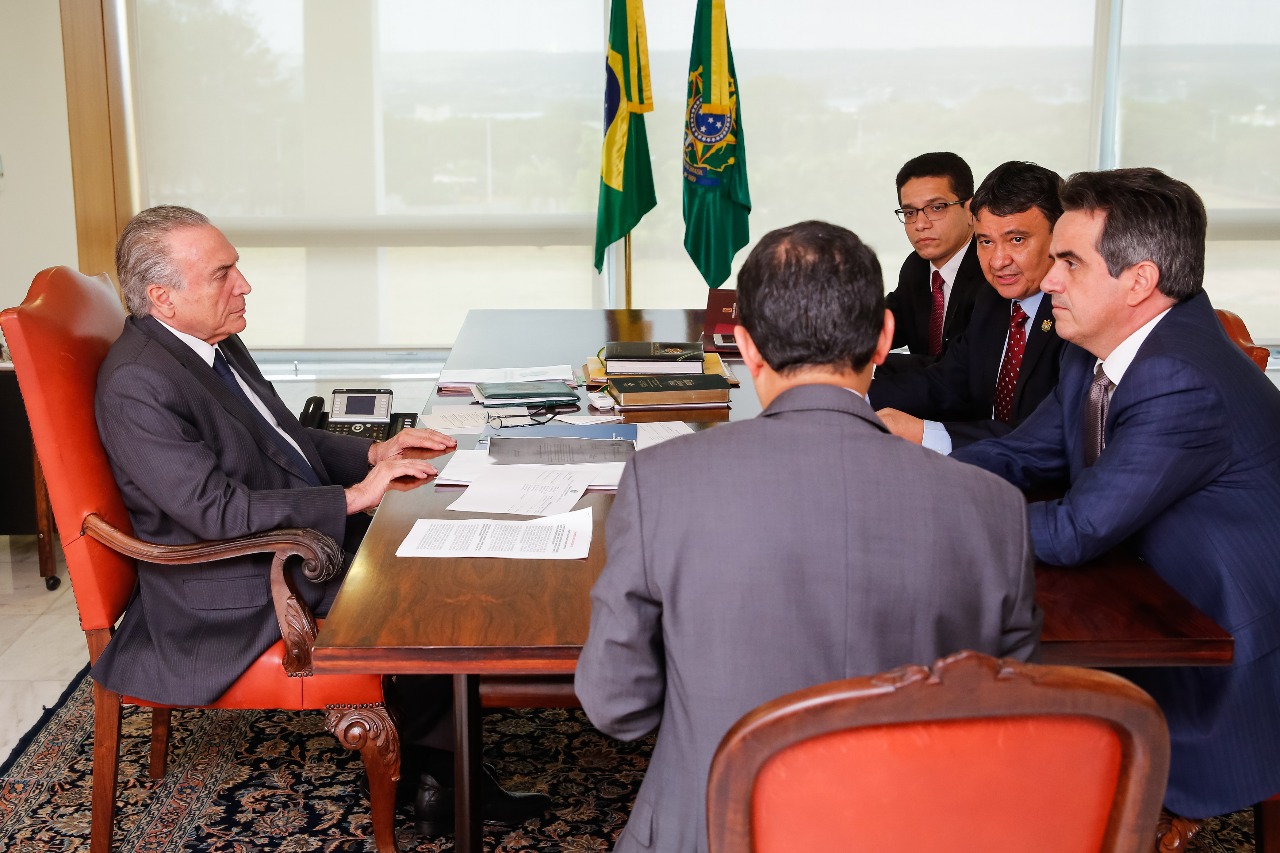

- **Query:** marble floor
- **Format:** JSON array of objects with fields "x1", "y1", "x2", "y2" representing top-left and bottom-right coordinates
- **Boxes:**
[{"x1": 0, "y1": 534, "x2": 83, "y2": 763}]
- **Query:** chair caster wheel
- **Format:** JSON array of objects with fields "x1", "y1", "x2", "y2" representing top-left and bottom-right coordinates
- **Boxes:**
[{"x1": 45, "y1": 576, "x2": 61, "y2": 591}]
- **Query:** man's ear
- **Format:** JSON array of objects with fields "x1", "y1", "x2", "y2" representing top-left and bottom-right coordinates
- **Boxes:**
[
  {"x1": 147, "y1": 283, "x2": 176, "y2": 319},
  {"x1": 871, "y1": 309, "x2": 896, "y2": 366},
  {"x1": 734, "y1": 324, "x2": 766, "y2": 379},
  {"x1": 1125, "y1": 260, "x2": 1163, "y2": 307}
]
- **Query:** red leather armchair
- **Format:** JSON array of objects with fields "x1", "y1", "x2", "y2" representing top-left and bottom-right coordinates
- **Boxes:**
[
  {"x1": 1, "y1": 267, "x2": 400, "y2": 853},
  {"x1": 707, "y1": 650, "x2": 1170, "y2": 853}
]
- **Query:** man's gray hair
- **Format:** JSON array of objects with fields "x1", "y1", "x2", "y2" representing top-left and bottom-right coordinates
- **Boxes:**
[{"x1": 115, "y1": 205, "x2": 210, "y2": 318}]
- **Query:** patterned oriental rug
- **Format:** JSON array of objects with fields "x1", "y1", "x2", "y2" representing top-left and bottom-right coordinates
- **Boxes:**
[{"x1": 0, "y1": 670, "x2": 1258, "y2": 852}]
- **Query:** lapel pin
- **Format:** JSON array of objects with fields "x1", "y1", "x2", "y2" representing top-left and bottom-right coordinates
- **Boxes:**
[{"x1": 1041, "y1": 319, "x2": 1053, "y2": 332}]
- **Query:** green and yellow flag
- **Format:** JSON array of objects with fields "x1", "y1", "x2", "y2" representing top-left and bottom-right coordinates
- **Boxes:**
[
  {"x1": 594, "y1": 0, "x2": 657, "y2": 273},
  {"x1": 683, "y1": 0, "x2": 751, "y2": 288}
]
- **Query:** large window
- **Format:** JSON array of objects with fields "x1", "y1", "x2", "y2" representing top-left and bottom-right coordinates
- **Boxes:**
[{"x1": 125, "y1": 0, "x2": 1280, "y2": 347}]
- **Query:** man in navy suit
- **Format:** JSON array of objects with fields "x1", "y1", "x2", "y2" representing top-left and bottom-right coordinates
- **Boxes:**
[
  {"x1": 872, "y1": 161, "x2": 1066, "y2": 452},
  {"x1": 954, "y1": 168, "x2": 1280, "y2": 826}
]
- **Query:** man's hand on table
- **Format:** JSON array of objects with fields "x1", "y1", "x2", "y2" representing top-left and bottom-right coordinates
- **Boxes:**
[{"x1": 345, "y1": 427, "x2": 459, "y2": 514}]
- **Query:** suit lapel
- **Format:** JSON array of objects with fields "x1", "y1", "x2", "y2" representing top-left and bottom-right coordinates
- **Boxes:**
[
  {"x1": 136, "y1": 318, "x2": 326, "y2": 486},
  {"x1": 974, "y1": 296, "x2": 1009, "y2": 394},
  {"x1": 1011, "y1": 297, "x2": 1058, "y2": 409},
  {"x1": 944, "y1": 241, "x2": 980, "y2": 332}
]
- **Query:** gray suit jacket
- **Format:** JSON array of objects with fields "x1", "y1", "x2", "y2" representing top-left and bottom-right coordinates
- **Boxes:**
[
  {"x1": 92, "y1": 316, "x2": 374, "y2": 705},
  {"x1": 575, "y1": 384, "x2": 1040, "y2": 853}
]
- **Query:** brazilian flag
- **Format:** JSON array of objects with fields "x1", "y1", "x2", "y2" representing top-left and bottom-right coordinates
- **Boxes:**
[
  {"x1": 593, "y1": 0, "x2": 656, "y2": 273},
  {"x1": 683, "y1": 0, "x2": 751, "y2": 289}
]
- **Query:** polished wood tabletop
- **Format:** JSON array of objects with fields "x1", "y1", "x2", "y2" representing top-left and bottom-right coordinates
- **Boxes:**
[
  {"x1": 315, "y1": 308, "x2": 1232, "y2": 673},
  {"x1": 311, "y1": 308, "x2": 1231, "y2": 851}
]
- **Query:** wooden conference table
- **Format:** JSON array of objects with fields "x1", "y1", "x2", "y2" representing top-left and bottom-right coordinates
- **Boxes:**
[{"x1": 313, "y1": 308, "x2": 1232, "y2": 852}]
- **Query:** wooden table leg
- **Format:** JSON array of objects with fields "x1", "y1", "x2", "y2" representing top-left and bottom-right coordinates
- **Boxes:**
[
  {"x1": 453, "y1": 673, "x2": 482, "y2": 853},
  {"x1": 32, "y1": 446, "x2": 59, "y2": 590}
]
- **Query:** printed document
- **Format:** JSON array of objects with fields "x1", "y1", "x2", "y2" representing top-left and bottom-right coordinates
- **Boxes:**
[
  {"x1": 395, "y1": 507, "x2": 593, "y2": 560},
  {"x1": 437, "y1": 448, "x2": 626, "y2": 489},
  {"x1": 446, "y1": 467, "x2": 593, "y2": 516},
  {"x1": 437, "y1": 365, "x2": 575, "y2": 389}
]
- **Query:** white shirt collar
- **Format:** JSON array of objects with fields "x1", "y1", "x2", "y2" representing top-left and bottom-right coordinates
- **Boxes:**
[
  {"x1": 154, "y1": 317, "x2": 218, "y2": 367},
  {"x1": 1014, "y1": 290, "x2": 1045, "y2": 321},
  {"x1": 1098, "y1": 307, "x2": 1173, "y2": 385},
  {"x1": 930, "y1": 238, "x2": 971, "y2": 284}
]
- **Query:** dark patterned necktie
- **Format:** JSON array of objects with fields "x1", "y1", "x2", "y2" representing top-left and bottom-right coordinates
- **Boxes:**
[
  {"x1": 212, "y1": 348, "x2": 322, "y2": 486},
  {"x1": 993, "y1": 302, "x2": 1029, "y2": 425},
  {"x1": 1082, "y1": 362, "x2": 1114, "y2": 467},
  {"x1": 928, "y1": 270, "x2": 946, "y2": 356}
]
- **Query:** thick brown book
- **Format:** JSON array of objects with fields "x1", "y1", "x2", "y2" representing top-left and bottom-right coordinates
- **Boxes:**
[{"x1": 606, "y1": 373, "x2": 731, "y2": 407}]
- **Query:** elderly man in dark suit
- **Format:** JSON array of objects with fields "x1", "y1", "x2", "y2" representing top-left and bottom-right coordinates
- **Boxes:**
[
  {"x1": 576, "y1": 220, "x2": 1041, "y2": 853},
  {"x1": 955, "y1": 168, "x2": 1280, "y2": 840},
  {"x1": 872, "y1": 161, "x2": 1066, "y2": 452},
  {"x1": 93, "y1": 205, "x2": 547, "y2": 836},
  {"x1": 878, "y1": 151, "x2": 986, "y2": 376}
]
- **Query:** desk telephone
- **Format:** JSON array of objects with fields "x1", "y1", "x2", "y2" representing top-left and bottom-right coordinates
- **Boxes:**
[{"x1": 300, "y1": 388, "x2": 417, "y2": 441}]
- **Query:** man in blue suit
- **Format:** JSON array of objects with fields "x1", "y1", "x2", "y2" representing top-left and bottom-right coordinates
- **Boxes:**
[{"x1": 954, "y1": 168, "x2": 1280, "y2": 831}]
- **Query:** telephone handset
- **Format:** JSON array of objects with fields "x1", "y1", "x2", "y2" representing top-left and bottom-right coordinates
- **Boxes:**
[{"x1": 299, "y1": 388, "x2": 417, "y2": 441}]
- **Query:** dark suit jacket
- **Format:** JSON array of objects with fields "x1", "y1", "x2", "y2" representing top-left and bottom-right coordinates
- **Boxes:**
[
  {"x1": 880, "y1": 240, "x2": 984, "y2": 375},
  {"x1": 954, "y1": 291, "x2": 1280, "y2": 816},
  {"x1": 92, "y1": 316, "x2": 374, "y2": 706},
  {"x1": 870, "y1": 285, "x2": 1065, "y2": 449},
  {"x1": 576, "y1": 384, "x2": 1041, "y2": 853}
]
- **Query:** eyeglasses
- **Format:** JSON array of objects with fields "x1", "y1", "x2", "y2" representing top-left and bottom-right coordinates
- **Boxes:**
[
  {"x1": 484, "y1": 404, "x2": 580, "y2": 428},
  {"x1": 895, "y1": 199, "x2": 967, "y2": 224}
]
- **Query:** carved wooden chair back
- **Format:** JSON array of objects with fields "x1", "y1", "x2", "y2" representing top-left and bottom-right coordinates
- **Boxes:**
[{"x1": 707, "y1": 650, "x2": 1170, "y2": 853}]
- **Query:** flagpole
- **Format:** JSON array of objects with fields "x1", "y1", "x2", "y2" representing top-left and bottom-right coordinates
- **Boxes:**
[{"x1": 624, "y1": 232, "x2": 633, "y2": 309}]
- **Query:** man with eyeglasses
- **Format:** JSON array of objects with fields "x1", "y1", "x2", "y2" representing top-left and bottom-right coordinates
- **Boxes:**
[
  {"x1": 879, "y1": 152, "x2": 986, "y2": 377},
  {"x1": 871, "y1": 161, "x2": 1067, "y2": 453}
]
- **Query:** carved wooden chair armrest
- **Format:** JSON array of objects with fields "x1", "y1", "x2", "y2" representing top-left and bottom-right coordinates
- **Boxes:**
[{"x1": 82, "y1": 513, "x2": 342, "y2": 676}]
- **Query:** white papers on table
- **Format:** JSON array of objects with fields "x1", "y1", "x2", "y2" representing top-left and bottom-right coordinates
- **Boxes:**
[
  {"x1": 440, "y1": 448, "x2": 626, "y2": 489},
  {"x1": 395, "y1": 507, "x2": 593, "y2": 560},
  {"x1": 438, "y1": 448, "x2": 626, "y2": 490},
  {"x1": 418, "y1": 406, "x2": 623, "y2": 435},
  {"x1": 436, "y1": 365, "x2": 575, "y2": 391},
  {"x1": 635, "y1": 421, "x2": 695, "y2": 450},
  {"x1": 446, "y1": 467, "x2": 593, "y2": 516},
  {"x1": 418, "y1": 405, "x2": 526, "y2": 434}
]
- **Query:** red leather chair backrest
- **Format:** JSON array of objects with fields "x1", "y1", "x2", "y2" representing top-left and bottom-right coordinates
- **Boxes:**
[
  {"x1": 707, "y1": 651, "x2": 1170, "y2": 853},
  {"x1": 1216, "y1": 308, "x2": 1270, "y2": 371},
  {"x1": 1, "y1": 267, "x2": 136, "y2": 631}
]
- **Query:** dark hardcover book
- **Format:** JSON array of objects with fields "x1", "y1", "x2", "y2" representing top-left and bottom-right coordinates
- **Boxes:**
[
  {"x1": 603, "y1": 341, "x2": 705, "y2": 374},
  {"x1": 606, "y1": 373, "x2": 731, "y2": 407},
  {"x1": 474, "y1": 381, "x2": 576, "y2": 400}
]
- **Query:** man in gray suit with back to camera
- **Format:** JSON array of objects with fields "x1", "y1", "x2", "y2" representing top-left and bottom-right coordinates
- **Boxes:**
[{"x1": 576, "y1": 220, "x2": 1042, "y2": 853}]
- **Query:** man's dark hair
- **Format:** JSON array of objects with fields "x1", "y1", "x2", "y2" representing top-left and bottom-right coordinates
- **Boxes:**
[
  {"x1": 895, "y1": 152, "x2": 974, "y2": 203},
  {"x1": 737, "y1": 220, "x2": 884, "y2": 375},
  {"x1": 1060, "y1": 167, "x2": 1206, "y2": 302},
  {"x1": 970, "y1": 161, "x2": 1064, "y2": 226}
]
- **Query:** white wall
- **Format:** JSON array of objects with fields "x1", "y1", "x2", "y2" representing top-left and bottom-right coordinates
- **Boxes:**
[{"x1": 0, "y1": 0, "x2": 77, "y2": 321}]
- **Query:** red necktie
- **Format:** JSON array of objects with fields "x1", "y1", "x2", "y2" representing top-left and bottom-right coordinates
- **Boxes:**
[
  {"x1": 928, "y1": 270, "x2": 945, "y2": 356},
  {"x1": 993, "y1": 302, "x2": 1028, "y2": 425}
]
